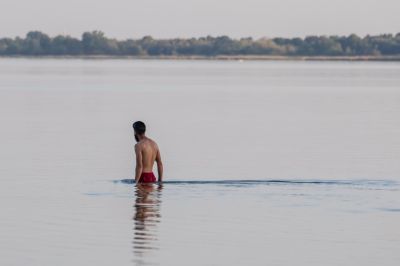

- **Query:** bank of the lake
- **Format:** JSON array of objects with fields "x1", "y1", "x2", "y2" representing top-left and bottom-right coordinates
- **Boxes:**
[{"x1": 2, "y1": 55, "x2": 400, "y2": 61}]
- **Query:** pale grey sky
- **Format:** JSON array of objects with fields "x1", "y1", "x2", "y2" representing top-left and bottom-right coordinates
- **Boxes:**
[{"x1": 0, "y1": 0, "x2": 399, "y2": 39}]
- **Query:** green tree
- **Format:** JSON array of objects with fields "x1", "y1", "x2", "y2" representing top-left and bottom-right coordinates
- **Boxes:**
[
  {"x1": 82, "y1": 31, "x2": 118, "y2": 54},
  {"x1": 51, "y1": 35, "x2": 82, "y2": 55},
  {"x1": 22, "y1": 31, "x2": 51, "y2": 55}
]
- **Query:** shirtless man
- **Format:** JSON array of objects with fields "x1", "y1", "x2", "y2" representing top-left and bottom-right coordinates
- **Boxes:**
[{"x1": 133, "y1": 121, "x2": 163, "y2": 184}]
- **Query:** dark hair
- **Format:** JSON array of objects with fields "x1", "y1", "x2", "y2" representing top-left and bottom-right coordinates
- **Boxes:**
[{"x1": 132, "y1": 121, "x2": 146, "y2": 135}]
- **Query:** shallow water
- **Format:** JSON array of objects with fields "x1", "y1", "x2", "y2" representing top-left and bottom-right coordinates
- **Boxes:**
[{"x1": 0, "y1": 59, "x2": 399, "y2": 265}]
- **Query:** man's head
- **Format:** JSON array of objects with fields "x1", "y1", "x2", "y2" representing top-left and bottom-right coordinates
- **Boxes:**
[{"x1": 133, "y1": 121, "x2": 146, "y2": 142}]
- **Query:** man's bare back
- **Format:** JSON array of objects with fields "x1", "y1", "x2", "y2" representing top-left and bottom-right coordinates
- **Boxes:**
[{"x1": 133, "y1": 121, "x2": 163, "y2": 183}]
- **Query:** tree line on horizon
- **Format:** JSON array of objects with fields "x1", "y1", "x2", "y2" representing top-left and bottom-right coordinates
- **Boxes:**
[{"x1": 0, "y1": 31, "x2": 400, "y2": 56}]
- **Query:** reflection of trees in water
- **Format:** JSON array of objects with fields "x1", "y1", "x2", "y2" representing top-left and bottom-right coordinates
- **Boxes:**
[{"x1": 133, "y1": 184, "x2": 163, "y2": 265}]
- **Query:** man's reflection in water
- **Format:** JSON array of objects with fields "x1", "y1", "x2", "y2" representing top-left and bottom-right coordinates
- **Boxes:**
[{"x1": 133, "y1": 183, "x2": 163, "y2": 265}]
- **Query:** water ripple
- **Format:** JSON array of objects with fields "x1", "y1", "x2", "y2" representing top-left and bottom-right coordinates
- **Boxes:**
[{"x1": 117, "y1": 178, "x2": 398, "y2": 189}]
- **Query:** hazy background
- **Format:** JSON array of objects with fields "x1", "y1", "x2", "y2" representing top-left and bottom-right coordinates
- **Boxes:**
[{"x1": 0, "y1": 0, "x2": 399, "y2": 39}]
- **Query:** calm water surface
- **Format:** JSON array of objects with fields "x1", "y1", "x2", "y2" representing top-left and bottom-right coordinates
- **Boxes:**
[{"x1": 0, "y1": 59, "x2": 399, "y2": 265}]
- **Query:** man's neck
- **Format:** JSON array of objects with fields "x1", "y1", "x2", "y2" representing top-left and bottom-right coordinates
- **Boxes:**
[{"x1": 137, "y1": 135, "x2": 147, "y2": 142}]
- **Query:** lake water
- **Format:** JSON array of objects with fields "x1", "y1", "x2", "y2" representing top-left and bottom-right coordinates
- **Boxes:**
[{"x1": 0, "y1": 58, "x2": 399, "y2": 265}]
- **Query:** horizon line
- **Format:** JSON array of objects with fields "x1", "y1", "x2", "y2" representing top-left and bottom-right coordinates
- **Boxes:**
[{"x1": 2, "y1": 30, "x2": 400, "y2": 41}]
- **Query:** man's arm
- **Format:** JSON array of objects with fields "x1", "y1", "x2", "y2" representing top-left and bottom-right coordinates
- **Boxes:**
[
  {"x1": 155, "y1": 148, "x2": 163, "y2": 182},
  {"x1": 134, "y1": 144, "x2": 143, "y2": 183}
]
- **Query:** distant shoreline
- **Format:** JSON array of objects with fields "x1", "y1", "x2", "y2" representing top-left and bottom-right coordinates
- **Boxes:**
[
  {"x1": 2, "y1": 31, "x2": 400, "y2": 60},
  {"x1": 1, "y1": 55, "x2": 400, "y2": 61}
]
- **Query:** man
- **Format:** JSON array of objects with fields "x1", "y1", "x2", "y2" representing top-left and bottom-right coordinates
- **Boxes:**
[{"x1": 133, "y1": 121, "x2": 163, "y2": 184}]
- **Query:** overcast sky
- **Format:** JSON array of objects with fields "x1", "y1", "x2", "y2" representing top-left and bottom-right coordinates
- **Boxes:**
[{"x1": 1, "y1": 0, "x2": 399, "y2": 39}]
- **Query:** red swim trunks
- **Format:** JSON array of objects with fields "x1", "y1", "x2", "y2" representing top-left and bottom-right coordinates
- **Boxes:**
[{"x1": 139, "y1": 172, "x2": 157, "y2": 183}]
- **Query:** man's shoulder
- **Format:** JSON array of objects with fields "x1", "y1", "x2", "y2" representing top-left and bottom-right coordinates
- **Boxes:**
[
  {"x1": 147, "y1": 138, "x2": 159, "y2": 150},
  {"x1": 134, "y1": 142, "x2": 142, "y2": 150},
  {"x1": 146, "y1": 137, "x2": 157, "y2": 145}
]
